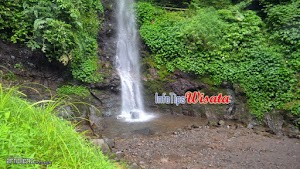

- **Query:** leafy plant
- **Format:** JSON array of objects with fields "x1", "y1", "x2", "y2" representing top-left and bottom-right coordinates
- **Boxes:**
[
  {"x1": 56, "y1": 85, "x2": 90, "y2": 97},
  {"x1": 13, "y1": 63, "x2": 23, "y2": 70},
  {"x1": 0, "y1": 0, "x2": 104, "y2": 83},
  {"x1": 3, "y1": 72, "x2": 16, "y2": 81},
  {"x1": 136, "y1": 1, "x2": 299, "y2": 121}
]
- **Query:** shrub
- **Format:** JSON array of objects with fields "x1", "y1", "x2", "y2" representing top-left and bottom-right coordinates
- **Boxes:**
[
  {"x1": 0, "y1": 0, "x2": 104, "y2": 83},
  {"x1": 136, "y1": 1, "x2": 299, "y2": 120},
  {"x1": 56, "y1": 85, "x2": 90, "y2": 97}
]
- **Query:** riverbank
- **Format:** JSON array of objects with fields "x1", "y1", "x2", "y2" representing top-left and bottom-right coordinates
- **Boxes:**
[{"x1": 113, "y1": 124, "x2": 300, "y2": 169}]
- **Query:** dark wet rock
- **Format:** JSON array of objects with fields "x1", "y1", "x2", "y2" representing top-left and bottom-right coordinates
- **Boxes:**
[
  {"x1": 191, "y1": 124, "x2": 199, "y2": 128},
  {"x1": 103, "y1": 137, "x2": 115, "y2": 149},
  {"x1": 98, "y1": 0, "x2": 117, "y2": 62},
  {"x1": 168, "y1": 78, "x2": 206, "y2": 96},
  {"x1": 132, "y1": 127, "x2": 155, "y2": 136},
  {"x1": 90, "y1": 71, "x2": 120, "y2": 92},
  {"x1": 103, "y1": 111, "x2": 112, "y2": 117},
  {"x1": 223, "y1": 86, "x2": 251, "y2": 124},
  {"x1": 225, "y1": 88, "x2": 235, "y2": 115},
  {"x1": 265, "y1": 111, "x2": 284, "y2": 135},
  {"x1": 130, "y1": 111, "x2": 140, "y2": 119},
  {"x1": 89, "y1": 106, "x2": 102, "y2": 117},
  {"x1": 182, "y1": 109, "x2": 196, "y2": 116},
  {"x1": 58, "y1": 106, "x2": 74, "y2": 119},
  {"x1": 88, "y1": 106, "x2": 104, "y2": 134},
  {"x1": 0, "y1": 40, "x2": 69, "y2": 94},
  {"x1": 91, "y1": 139, "x2": 111, "y2": 154},
  {"x1": 205, "y1": 107, "x2": 220, "y2": 127},
  {"x1": 88, "y1": 90, "x2": 121, "y2": 116},
  {"x1": 285, "y1": 124, "x2": 300, "y2": 139}
]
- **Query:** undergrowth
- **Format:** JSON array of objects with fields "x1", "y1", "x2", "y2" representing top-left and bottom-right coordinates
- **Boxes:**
[
  {"x1": 136, "y1": 1, "x2": 300, "y2": 121},
  {"x1": 56, "y1": 85, "x2": 90, "y2": 98}
]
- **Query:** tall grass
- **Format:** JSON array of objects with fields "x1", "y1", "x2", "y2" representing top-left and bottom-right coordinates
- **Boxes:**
[{"x1": 0, "y1": 84, "x2": 116, "y2": 169}]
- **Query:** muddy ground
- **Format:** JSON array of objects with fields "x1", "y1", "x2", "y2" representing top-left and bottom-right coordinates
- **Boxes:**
[{"x1": 112, "y1": 125, "x2": 300, "y2": 169}]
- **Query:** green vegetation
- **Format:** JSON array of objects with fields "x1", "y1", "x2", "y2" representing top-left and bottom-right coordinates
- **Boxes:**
[
  {"x1": 13, "y1": 63, "x2": 23, "y2": 70},
  {"x1": 0, "y1": 0, "x2": 103, "y2": 82},
  {"x1": 57, "y1": 85, "x2": 90, "y2": 97},
  {"x1": 0, "y1": 84, "x2": 116, "y2": 168},
  {"x1": 3, "y1": 72, "x2": 16, "y2": 81},
  {"x1": 136, "y1": 0, "x2": 300, "y2": 122}
]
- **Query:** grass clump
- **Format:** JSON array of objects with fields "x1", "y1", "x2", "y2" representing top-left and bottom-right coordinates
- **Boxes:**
[
  {"x1": 56, "y1": 85, "x2": 90, "y2": 98},
  {"x1": 0, "y1": 84, "x2": 116, "y2": 169}
]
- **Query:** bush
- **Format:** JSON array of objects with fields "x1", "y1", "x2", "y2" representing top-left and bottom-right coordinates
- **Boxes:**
[
  {"x1": 136, "y1": 1, "x2": 299, "y2": 120},
  {"x1": 0, "y1": 0, "x2": 104, "y2": 83},
  {"x1": 56, "y1": 85, "x2": 90, "y2": 97},
  {"x1": 189, "y1": 0, "x2": 232, "y2": 9}
]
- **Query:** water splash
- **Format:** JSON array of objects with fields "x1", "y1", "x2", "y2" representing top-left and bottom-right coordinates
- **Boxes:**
[{"x1": 115, "y1": 0, "x2": 154, "y2": 122}]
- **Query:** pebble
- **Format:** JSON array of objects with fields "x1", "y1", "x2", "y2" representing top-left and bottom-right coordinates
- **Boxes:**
[
  {"x1": 130, "y1": 163, "x2": 140, "y2": 169},
  {"x1": 247, "y1": 123, "x2": 254, "y2": 129},
  {"x1": 115, "y1": 151, "x2": 125, "y2": 159},
  {"x1": 218, "y1": 120, "x2": 225, "y2": 126}
]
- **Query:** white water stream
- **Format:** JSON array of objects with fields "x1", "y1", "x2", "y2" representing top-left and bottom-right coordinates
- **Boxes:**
[{"x1": 115, "y1": 0, "x2": 154, "y2": 122}]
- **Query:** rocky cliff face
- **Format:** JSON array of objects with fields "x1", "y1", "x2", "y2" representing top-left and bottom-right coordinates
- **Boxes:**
[{"x1": 142, "y1": 67, "x2": 251, "y2": 123}]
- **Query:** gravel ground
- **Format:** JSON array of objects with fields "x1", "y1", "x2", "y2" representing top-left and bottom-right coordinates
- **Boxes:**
[{"x1": 113, "y1": 126, "x2": 300, "y2": 169}]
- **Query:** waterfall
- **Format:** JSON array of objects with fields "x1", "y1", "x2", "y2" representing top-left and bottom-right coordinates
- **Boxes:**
[{"x1": 115, "y1": 0, "x2": 153, "y2": 122}]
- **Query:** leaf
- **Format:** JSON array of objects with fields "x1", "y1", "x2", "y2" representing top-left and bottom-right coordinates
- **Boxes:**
[
  {"x1": 33, "y1": 19, "x2": 46, "y2": 31},
  {"x1": 59, "y1": 54, "x2": 70, "y2": 66},
  {"x1": 4, "y1": 111, "x2": 10, "y2": 120},
  {"x1": 34, "y1": 10, "x2": 38, "y2": 18}
]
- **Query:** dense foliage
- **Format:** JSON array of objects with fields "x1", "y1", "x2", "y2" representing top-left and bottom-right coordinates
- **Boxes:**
[
  {"x1": 0, "y1": 85, "x2": 116, "y2": 168},
  {"x1": 136, "y1": 0, "x2": 300, "y2": 123},
  {"x1": 56, "y1": 85, "x2": 90, "y2": 97},
  {"x1": 0, "y1": 0, "x2": 103, "y2": 82}
]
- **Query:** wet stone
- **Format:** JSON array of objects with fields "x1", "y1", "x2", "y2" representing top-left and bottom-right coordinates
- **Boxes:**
[{"x1": 130, "y1": 111, "x2": 140, "y2": 119}]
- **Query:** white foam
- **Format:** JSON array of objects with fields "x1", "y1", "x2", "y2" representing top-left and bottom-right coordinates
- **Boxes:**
[{"x1": 117, "y1": 110, "x2": 156, "y2": 122}]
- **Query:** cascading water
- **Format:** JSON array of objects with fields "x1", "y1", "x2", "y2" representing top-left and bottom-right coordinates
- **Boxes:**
[{"x1": 115, "y1": 0, "x2": 154, "y2": 122}]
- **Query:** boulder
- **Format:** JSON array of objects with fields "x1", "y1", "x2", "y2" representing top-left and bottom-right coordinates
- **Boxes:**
[
  {"x1": 91, "y1": 139, "x2": 111, "y2": 154},
  {"x1": 265, "y1": 110, "x2": 284, "y2": 135},
  {"x1": 168, "y1": 78, "x2": 206, "y2": 96},
  {"x1": 103, "y1": 137, "x2": 115, "y2": 149},
  {"x1": 130, "y1": 111, "x2": 140, "y2": 119}
]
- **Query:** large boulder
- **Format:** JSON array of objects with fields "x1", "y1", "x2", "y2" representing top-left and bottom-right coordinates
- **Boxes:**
[{"x1": 91, "y1": 139, "x2": 111, "y2": 154}]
